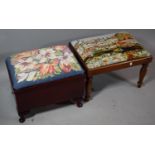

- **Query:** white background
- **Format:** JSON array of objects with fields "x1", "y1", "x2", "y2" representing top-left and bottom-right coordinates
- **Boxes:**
[
  {"x1": 0, "y1": 0, "x2": 155, "y2": 154},
  {"x1": 0, "y1": 0, "x2": 154, "y2": 29}
]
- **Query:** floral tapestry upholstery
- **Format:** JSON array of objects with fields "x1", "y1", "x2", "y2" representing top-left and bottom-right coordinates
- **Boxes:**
[
  {"x1": 6, "y1": 45, "x2": 84, "y2": 90},
  {"x1": 71, "y1": 32, "x2": 151, "y2": 69}
]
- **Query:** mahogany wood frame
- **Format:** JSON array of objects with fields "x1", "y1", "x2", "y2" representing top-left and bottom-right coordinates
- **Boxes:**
[
  {"x1": 69, "y1": 43, "x2": 153, "y2": 101},
  {"x1": 6, "y1": 64, "x2": 85, "y2": 123}
]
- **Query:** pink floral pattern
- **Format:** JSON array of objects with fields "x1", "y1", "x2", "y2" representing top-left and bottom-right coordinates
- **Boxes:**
[{"x1": 10, "y1": 45, "x2": 82, "y2": 83}]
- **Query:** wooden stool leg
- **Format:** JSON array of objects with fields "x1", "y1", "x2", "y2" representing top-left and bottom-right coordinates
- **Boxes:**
[
  {"x1": 19, "y1": 115, "x2": 25, "y2": 123},
  {"x1": 18, "y1": 110, "x2": 30, "y2": 123},
  {"x1": 85, "y1": 76, "x2": 93, "y2": 102},
  {"x1": 137, "y1": 63, "x2": 149, "y2": 88},
  {"x1": 76, "y1": 98, "x2": 83, "y2": 108}
]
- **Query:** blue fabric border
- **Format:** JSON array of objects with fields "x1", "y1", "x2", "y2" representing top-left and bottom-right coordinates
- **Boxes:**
[{"x1": 5, "y1": 57, "x2": 84, "y2": 90}]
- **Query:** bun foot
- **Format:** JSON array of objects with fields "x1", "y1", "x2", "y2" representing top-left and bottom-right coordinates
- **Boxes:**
[
  {"x1": 18, "y1": 110, "x2": 30, "y2": 123},
  {"x1": 19, "y1": 117, "x2": 25, "y2": 123},
  {"x1": 77, "y1": 102, "x2": 83, "y2": 108},
  {"x1": 74, "y1": 98, "x2": 83, "y2": 108}
]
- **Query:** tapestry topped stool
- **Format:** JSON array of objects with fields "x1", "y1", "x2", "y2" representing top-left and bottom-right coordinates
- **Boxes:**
[
  {"x1": 70, "y1": 32, "x2": 153, "y2": 101},
  {"x1": 5, "y1": 45, "x2": 85, "y2": 122}
]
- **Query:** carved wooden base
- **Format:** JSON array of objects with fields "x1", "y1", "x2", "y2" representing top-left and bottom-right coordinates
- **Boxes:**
[
  {"x1": 137, "y1": 63, "x2": 149, "y2": 88},
  {"x1": 84, "y1": 60, "x2": 152, "y2": 101}
]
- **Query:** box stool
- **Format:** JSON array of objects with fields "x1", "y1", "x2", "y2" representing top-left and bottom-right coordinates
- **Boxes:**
[{"x1": 6, "y1": 45, "x2": 85, "y2": 123}]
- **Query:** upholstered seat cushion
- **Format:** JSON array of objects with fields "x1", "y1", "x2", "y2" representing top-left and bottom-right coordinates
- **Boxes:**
[
  {"x1": 71, "y1": 32, "x2": 151, "y2": 69},
  {"x1": 6, "y1": 45, "x2": 84, "y2": 90}
]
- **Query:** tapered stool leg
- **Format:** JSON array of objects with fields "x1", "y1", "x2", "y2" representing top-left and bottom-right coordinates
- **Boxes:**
[{"x1": 137, "y1": 63, "x2": 149, "y2": 88}]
